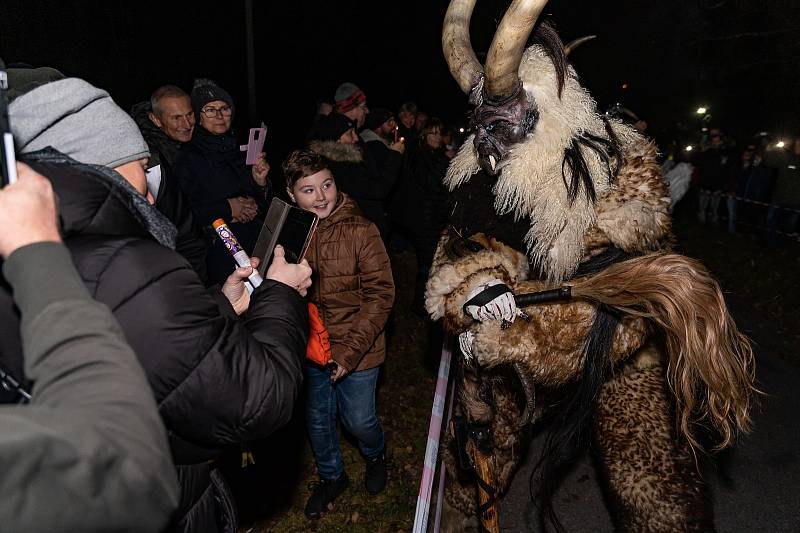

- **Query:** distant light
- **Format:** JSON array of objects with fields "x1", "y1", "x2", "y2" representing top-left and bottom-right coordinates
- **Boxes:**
[
  {"x1": 701, "y1": 127, "x2": 708, "y2": 132},
  {"x1": 777, "y1": 141, "x2": 786, "y2": 148},
  {"x1": 459, "y1": 127, "x2": 465, "y2": 133},
  {"x1": 621, "y1": 83, "x2": 628, "y2": 90},
  {"x1": 685, "y1": 145, "x2": 693, "y2": 152},
  {"x1": 696, "y1": 107, "x2": 707, "y2": 115}
]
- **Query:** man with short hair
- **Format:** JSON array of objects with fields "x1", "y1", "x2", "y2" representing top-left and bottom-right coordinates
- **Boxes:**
[
  {"x1": 132, "y1": 85, "x2": 194, "y2": 167},
  {"x1": 131, "y1": 85, "x2": 208, "y2": 281}
]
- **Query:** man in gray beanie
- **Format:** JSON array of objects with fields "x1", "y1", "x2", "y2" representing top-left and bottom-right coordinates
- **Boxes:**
[
  {"x1": 10, "y1": 77, "x2": 154, "y2": 201},
  {"x1": 3, "y1": 76, "x2": 313, "y2": 533}
]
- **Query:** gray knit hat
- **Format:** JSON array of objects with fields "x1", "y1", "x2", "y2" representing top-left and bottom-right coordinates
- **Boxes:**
[{"x1": 8, "y1": 78, "x2": 150, "y2": 168}]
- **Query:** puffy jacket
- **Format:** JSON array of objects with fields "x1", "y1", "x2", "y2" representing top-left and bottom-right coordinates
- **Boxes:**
[
  {"x1": 0, "y1": 149, "x2": 308, "y2": 533},
  {"x1": 304, "y1": 193, "x2": 395, "y2": 372}
]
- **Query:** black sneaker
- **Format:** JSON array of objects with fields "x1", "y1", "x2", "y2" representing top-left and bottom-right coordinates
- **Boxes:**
[
  {"x1": 364, "y1": 452, "x2": 387, "y2": 495},
  {"x1": 304, "y1": 472, "x2": 349, "y2": 519}
]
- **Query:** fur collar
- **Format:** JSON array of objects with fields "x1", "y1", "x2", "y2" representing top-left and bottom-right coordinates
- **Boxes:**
[
  {"x1": 308, "y1": 140, "x2": 364, "y2": 163},
  {"x1": 445, "y1": 45, "x2": 643, "y2": 282}
]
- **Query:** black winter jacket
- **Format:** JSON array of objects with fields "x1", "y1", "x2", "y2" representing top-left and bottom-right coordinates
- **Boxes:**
[
  {"x1": 130, "y1": 101, "x2": 209, "y2": 283},
  {"x1": 173, "y1": 126, "x2": 272, "y2": 285},
  {"x1": 0, "y1": 149, "x2": 308, "y2": 533}
]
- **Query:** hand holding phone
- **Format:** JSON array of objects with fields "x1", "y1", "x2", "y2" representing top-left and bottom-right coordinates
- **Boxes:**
[
  {"x1": 240, "y1": 126, "x2": 267, "y2": 165},
  {"x1": 265, "y1": 245, "x2": 313, "y2": 296}
]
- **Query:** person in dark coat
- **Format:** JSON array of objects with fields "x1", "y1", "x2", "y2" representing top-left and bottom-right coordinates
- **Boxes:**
[
  {"x1": 130, "y1": 84, "x2": 209, "y2": 282},
  {"x1": 308, "y1": 113, "x2": 400, "y2": 239},
  {"x1": 4, "y1": 77, "x2": 313, "y2": 533},
  {"x1": 173, "y1": 79, "x2": 272, "y2": 285},
  {"x1": 694, "y1": 127, "x2": 733, "y2": 225},
  {"x1": 391, "y1": 118, "x2": 451, "y2": 315},
  {"x1": 0, "y1": 164, "x2": 179, "y2": 533}
]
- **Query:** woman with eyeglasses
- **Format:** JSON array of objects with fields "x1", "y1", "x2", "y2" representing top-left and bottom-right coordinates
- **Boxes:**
[{"x1": 174, "y1": 79, "x2": 272, "y2": 285}]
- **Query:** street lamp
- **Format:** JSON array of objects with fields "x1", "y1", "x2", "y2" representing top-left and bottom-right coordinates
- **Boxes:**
[
  {"x1": 696, "y1": 107, "x2": 707, "y2": 115},
  {"x1": 776, "y1": 140, "x2": 786, "y2": 148},
  {"x1": 685, "y1": 145, "x2": 693, "y2": 152}
]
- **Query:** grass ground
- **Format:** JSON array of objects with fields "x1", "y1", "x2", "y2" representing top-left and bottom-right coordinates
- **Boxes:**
[{"x1": 226, "y1": 250, "x2": 440, "y2": 533}]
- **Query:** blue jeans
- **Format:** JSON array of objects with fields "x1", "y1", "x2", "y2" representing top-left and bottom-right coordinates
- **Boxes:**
[{"x1": 306, "y1": 365, "x2": 385, "y2": 481}]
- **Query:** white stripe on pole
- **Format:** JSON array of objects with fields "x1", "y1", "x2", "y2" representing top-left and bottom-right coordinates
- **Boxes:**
[
  {"x1": 432, "y1": 367, "x2": 457, "y2": 532},
  {"x1": 413, "y1": 340, "x2": 452, "y2": 533}
]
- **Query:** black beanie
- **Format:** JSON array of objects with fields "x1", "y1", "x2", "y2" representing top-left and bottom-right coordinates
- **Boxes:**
[
  {"x1": 365, "y1": 108, "x2": 394, "y2": 131},
  {"x1": 311, "y1": 113, "x2": 355, "y2": 142},
  {"x1": 6, "y1": 66, "x2": 65, "y2": 102},
  {"x1": 190, "y1": 78, "x2": 235, "y2": 117}
]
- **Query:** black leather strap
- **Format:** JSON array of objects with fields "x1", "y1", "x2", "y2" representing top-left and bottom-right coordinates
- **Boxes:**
[{"x1": 462, "y1": 282, "x2": 512, "y2": 315}]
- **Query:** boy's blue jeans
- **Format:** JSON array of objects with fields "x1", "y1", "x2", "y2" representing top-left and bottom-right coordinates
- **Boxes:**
[{"x1": 306, "y1": 365, "x2": 385, "y2": 481}]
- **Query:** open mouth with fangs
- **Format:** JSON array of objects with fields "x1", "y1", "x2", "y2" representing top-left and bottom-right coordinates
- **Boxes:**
[{"x1": 477, "y1": 147, "x2": 502, "y2": 177}]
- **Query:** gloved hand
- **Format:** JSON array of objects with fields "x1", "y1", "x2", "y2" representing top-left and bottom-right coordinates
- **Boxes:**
[
  {"x1": 464, "y1": 279, "x2": 517, "y2": 323},
  {"x1": 458, "y1": 330, "x2": 475, "y2": 362}
]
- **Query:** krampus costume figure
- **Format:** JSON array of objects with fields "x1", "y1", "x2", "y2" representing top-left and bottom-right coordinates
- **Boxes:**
[{"x1": 426, "y1": 1, "x2": 756, "y2": 532}]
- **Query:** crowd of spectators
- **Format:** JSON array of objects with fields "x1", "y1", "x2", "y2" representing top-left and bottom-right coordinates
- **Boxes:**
[
  {"x1": 665, "y1": 126, "x2": 800, "y2": 243},
  {"x1": 0, "y1": 64, "x2": 460, "y2": 532}
]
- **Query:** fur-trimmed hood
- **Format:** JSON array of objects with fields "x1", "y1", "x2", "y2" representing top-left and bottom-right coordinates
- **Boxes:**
[
  {"x1": 308, "y1": 140, "x2": 364, "y2": 163},
  {"x1": 446, "y1": 44, "x2": 650, "y2": 282}
]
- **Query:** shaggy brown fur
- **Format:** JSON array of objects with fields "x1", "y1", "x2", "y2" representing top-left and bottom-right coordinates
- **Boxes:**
[
  {"x1": 470, "y1": 278, "x2": 649, "y2": 386},
  {"x1": 440, "y1": 366, "x2": 534, "y2": 533},
  {"x1": 594, "y1": 345, "x2": 716, "y2": 532},
  {"x1": 308, "y1": 139, "x2": 364, "y2": 163},
  {"x1": 571, "y1": 253, "x2": 756, "y2": 450},
  {"x1": 430, "y1": 5, "x2": 754, "y2": 530}
]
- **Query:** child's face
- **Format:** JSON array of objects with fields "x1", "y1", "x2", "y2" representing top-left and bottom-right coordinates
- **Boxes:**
[{"x1": 289, "y1": 169, "x2": 338, "y2": 220}]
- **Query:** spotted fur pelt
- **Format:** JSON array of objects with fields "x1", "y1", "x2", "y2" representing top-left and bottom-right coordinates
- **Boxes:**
[{"x1": 594, "y1": 344, "x2": 716, "y2": 532}]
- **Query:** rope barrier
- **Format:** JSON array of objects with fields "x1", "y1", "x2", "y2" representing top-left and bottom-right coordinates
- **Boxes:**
[{"x1": 697, "y1": 188, "x2": 800, "y2": 240}]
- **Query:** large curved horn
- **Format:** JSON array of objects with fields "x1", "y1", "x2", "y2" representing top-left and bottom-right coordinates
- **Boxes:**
[
  {"x1": 485, "y1": 0, "x2": 548, "y2": 99},
  {"x1": 442, "y1": 0, "x2": 484, "y2": 94},
  {"x1": 564, "y1": 34, "x2": 596, "y2": 56}
]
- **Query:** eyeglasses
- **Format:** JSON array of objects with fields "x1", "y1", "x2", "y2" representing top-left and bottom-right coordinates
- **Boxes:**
[{"x1": 201, "y1": 105, "x2": 232, "y2": 118}]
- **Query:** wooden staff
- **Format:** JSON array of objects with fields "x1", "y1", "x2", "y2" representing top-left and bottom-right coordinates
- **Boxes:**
[{"x1": 471, "y1": 445, "x2": 500, "y2": 533}]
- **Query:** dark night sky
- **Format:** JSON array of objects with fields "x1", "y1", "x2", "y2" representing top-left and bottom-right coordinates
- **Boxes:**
[{"x1": 2, "y1": 0, "x2": 798, "y2": 160}]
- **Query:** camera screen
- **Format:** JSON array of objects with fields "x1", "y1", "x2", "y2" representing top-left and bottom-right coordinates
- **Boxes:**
[{"x1": 277, "y1": 208, "x2": 317, "y2": 263}]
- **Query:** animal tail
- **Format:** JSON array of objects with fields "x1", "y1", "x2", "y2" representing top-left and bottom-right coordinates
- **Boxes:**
[{"x1": 570, "y1": 253, "x2": 757, "y2": 450}]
